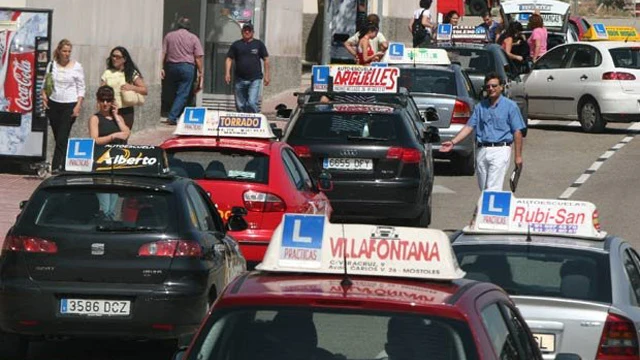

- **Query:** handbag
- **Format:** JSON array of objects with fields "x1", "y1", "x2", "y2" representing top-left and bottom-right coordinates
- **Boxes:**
[
  {"x1": 121, "y1": 90, "x2": 145, "y2": 107},
  {"x1": 44, "y1": 61, "x2": 55, "y2": 97}
]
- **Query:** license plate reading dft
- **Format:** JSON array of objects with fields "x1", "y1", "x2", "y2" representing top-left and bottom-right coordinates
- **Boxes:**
[
  {"x1": 533, "y1": 333, "x2": 555, "y2": 353},
  {"x1": 323, "y1": 158, "x2": 373, "y2": 170},
  {"x1": 60, "y1": 299, "x2": 131, "y2": 316}
]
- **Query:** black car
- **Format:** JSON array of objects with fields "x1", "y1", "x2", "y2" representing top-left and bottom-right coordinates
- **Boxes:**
[
  {"x1": 282, "y1": 98, "x2": 440, "y2": 227},
  {"x1": 0, "y1": 144, "x2": 247, "y2": 359}
]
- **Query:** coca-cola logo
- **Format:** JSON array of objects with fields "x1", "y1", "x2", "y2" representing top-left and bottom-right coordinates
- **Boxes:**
[{"x1": 12, "y1": 58, "x2": 32, "y2": 112}]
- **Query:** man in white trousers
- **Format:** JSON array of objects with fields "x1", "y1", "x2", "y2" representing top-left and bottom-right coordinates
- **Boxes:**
[{"x1": 440, "y1": 72, "x2": 525, "y2": 190}]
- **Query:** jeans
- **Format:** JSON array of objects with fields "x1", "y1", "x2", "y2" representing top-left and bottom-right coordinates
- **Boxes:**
[
  {"x1": 166, "y1": 63, "x2": 196, "y2": 122},
  {"x1": 234, "y1": 78, "x2": 262, "y2": 113},
  {"x1": 97, "y1": 193, "x2": 118, "y2": 219}
]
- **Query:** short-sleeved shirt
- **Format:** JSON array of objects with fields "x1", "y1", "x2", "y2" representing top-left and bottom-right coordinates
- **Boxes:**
[
  {"x1": 413, "y1": 8, "x2": 433, "y2": 34},
  {"x1": 163, "y1": 28, "x2": 204, "y2": 65},
  {"x1": 101, "y1": 69, "x2": 140, "y2": 109},
  {"x1": 346, "y1": 32, "x2": 388, "y2": 52},
  {"x1": 528, "y1": 27, "x2": 548, "y2": 58},
  {"x1": 476, "y1": 21, "x2": 500, "y2": 42},
  {"x1": 227, "y1": 39, "x2": 269, "y2": 81},
  {"x1": 466, "y1": 95, "x2": 526, "y2": 143}
]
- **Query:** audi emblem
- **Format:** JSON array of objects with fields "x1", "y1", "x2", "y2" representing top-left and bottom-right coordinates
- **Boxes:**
[{"x1": 340, "y1": 149, "x2": 358, "y2": 156}]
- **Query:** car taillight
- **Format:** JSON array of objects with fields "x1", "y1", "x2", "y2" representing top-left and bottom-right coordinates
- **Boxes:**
[
  {"x1": 292, "y1": 145, "x2": 311, "y2": 158},
  {"x1": 2, "y1": 235, "x2": 57, "y2": 254},
  {"x1": 597, "y1": 313, "x2": 639, "y2": 359},
  {"x1": 602, "y1": 72, "x2": 636, "y2": 80},
  {"x1": 451, "y1": 100, "x2": 471, "y2": 124},
  {"x1": 138, "y1": 240, "x2": 202, "y2": 258},
  {"x1": 243, "y1": 190, "x2": 286, "y2": 212},
  {"x1": 386, "y1": 147, "x2": 422, "y2": 163}
]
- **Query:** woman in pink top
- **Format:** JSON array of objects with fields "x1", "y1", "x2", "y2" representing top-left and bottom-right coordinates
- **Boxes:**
[{"x1": 527, "y1": 14, "x2": 547, "y2": 62}]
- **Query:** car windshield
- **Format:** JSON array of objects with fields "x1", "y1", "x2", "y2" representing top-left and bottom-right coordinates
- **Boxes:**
[
  {"x1": 444, "y1": 48, "x2": 494, "y2": 75},
  {"x1": 26, "y1": 188, "x2": 175, "y2": 232},
  {"x1": 398, "y1": 68, "x2": 457, "y2": 95},
  {"x1": 187, "y1": 307, "x2": 478, "y2": 360},
  {"x1": 290, "y1": 112, "x2": 403, "y2": 144},
  {"x1": 167, "y1": 149, "x2": 269, "y2": 183},
  {"x1": 454, "y1": 244, "x2": 612, "y2": 303},
  {"x1": 609, "y1": 47, "x2": 640, "y2": 69}
]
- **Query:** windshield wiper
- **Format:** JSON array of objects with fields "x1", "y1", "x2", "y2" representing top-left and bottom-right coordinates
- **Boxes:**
[
  {"x1": 347, "y1": 136, "x2": 388, "y2": 142},
  {"x1": 96, "y1": 225, "x2": 155, "y2": 232}
]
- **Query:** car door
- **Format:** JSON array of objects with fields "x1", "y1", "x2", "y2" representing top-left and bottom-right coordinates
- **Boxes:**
[
  {"x1": 281, "y1": 148, "x2": 327, "y2": 215},
  {"x1": 524, "y1": 45, "x2": 571, "y2": 118},
  {"x1": 553, "y1": 44, "x2": 602, "y2": 118}
]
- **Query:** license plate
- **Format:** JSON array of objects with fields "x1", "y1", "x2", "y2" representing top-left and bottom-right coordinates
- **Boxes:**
[
  {"x1": 532, "y1": 333, "x2": 555, "y2": 353},
  {"x1": 323, "y1": 158, "x2": 373, "y2": 171},
  {"x1": 60, "y1": 299, "x2": 131, "y2": 317}
]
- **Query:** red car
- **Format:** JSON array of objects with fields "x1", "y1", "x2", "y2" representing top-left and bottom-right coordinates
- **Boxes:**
[
  {"x1": 569, "y1": 16, "x2": 591, "y2": 40},
  {"x1": 160, "y1": 110, "x2": 331, "y2": 266},
  {"x1": 171, "y1": 215, "x2": 573, "y2": 360}
]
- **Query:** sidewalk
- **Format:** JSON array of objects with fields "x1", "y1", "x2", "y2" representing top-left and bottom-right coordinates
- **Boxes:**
[{"x1": 0, "y1": 87, "x2": 304, "y2": 239}]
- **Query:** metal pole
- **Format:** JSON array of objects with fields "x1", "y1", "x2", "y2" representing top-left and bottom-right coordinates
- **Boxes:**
[{"x1": 321, "y1": 0, "x2": 333, "y2": 65}]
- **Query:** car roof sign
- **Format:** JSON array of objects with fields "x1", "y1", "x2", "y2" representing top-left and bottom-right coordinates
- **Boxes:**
[
  {"x1": 173, "y1": 108, "x2": 275, "y2": 138},
  {"x1": 380, "y1": 43, "x2": 451, "y2": 65},
  {"x1": 501, "y1": 0, "x2": 570, "y2": 15},
  {"x1": 256, "y1": 214, "x2": 465, "y2": 280},
  {"x1": 583, "y1": 24, "x2": 640, "y2": 41},
  {"x1": 463, "y1": 191, "x2": 606, "y2": 239},
  {"x1": 311, "y1": 65, "x2": 401, "y2": 93},
  {"x1": 436, "y1": 26, "x2": 489, "y2": 43},
  {"x1": 65, "y1": 139, "x2": 169, "y2": 175}
]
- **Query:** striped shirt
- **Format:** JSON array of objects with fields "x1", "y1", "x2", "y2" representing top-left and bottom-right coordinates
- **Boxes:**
[{"x1": 49, "y1": 61, "x2": 86, "y2": 103}]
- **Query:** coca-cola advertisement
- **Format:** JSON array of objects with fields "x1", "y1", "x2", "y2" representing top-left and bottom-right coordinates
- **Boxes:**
[{"x1": 0, "y1": 8, "x2": 52, "y2": 159}]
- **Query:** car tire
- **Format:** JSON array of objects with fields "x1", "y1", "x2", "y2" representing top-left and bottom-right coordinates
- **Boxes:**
[
  {"x1": 579, "y1": 98, "x2": 606, "y2": 133},
  {"x1": 453, "y1": 152, "x2": 475, "y2": 176},
  {"x1": 468, "y1": 0, "x2": 488, "y2": 16},
  {"x1": 0, "y1": 331, "x2": 28, "y2": 360}
]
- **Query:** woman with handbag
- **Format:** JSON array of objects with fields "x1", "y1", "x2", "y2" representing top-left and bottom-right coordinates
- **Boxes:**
[
  {"x1": 100, "y1": 46, "x2": 147, "y2": 130},
  {"x1": 42, "y1": 39, "x2": 86, "y2": 172}
]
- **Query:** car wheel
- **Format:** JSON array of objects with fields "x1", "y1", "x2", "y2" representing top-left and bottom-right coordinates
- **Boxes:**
[
  {"x1": 579, "y1": 98, "x2": 606, "y2": 133},
  {"x1": 468, "y1": 0, "x2": 488, "y2": 16},
  {"x1": 0, "y1": 331, "x2": 28, "y2": 360},
  {"x1": 453, "y1": 152, "x2": 475, "y2": 176}
]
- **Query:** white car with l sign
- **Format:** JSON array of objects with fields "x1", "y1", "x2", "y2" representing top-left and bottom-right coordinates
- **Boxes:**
[{"x1": 524, "y1": 41, "x2": 640, "y2": 132}]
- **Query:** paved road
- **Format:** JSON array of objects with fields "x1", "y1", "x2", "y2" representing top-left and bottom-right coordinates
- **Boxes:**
[{"x1": 2, "y1": 119, "x2": 639, "y2": 359}]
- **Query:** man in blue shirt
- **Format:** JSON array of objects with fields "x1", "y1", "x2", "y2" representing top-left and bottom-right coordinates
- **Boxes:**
[
  {"x1": 440, "y1": 72, "x2": 525, "y2": 190},
  {"x1": 475, "y1": 12, "x2": 500, "y2": 43}
]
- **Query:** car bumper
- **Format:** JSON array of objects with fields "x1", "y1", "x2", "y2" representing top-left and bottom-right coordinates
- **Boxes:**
[
  {"x1": 230, "y1": 229, "x2": 273, "y2": 264},
  {"x1": 0, "y1": 279, "x2": 208, "y2": 340},
  {"x1": 598, "y1": 93, "x2": 640, "y2": 122},
  {"x1": 431, "y1": 125, "x2": 475, "y2": 159}
]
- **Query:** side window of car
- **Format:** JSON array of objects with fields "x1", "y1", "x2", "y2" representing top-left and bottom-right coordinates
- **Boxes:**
[
  {"x1": 196, "y1": 186, "x2": 225, "y2": 232},
  {"x1": 534, "y1": 46, "x2": 570, "y2": 70},
  {"x1": 284, "y1": 149, "x2": 315, "y2": 192},
  {"x1": 567, "y1": 46, "x2": 601, "y2": 68},
  {"x1": 501, "y1": 304, "x2": 539, "y2": 358},
  {"x1": 622, "y1": 249, "x2": 640, "y2": 304},
  {"x1": 186, "y1": 184, "x2": 215, "y2": 231},
  {"x1": 282, "y1": 149, "x2": 304, "y2": 190},
  {"x1": 481, "y1": 303, "x2": 520, "y2": 360}
]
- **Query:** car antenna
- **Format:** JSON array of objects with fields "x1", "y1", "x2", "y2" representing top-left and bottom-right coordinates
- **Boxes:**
[
  {"x1": 526, "y1": 204, "x2": 532, "y2": 243},
  {"x1": 340, "y1": 224, "x2": 352, "y2": 291}
]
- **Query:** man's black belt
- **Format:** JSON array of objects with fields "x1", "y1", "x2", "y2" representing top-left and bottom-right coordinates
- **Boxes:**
[{"x1": 477, "y1": 141, "x2": 512, "y2": 147}]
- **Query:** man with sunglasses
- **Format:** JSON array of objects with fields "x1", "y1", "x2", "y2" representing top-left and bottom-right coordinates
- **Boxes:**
[
  {"x1": 440, "y1": 72, "x2": 525, "y2": 191},
  {"x1": 225, "y1": 23, "x2": 270, "y2": 113}
]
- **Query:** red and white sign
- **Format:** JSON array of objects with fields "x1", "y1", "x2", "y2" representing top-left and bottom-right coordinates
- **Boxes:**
[{"x1": 330, "y1": 66, "x2": 400, "y2": 93}]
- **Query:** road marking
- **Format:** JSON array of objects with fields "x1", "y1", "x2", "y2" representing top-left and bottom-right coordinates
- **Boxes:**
[
  {"x1": 433, "y1": 185, "x2": 456, "y2": 194},
  {"x1": 558, "y1": 123, "x2": 638, "y2": 199},
  {"x1": 529, "y1": 119, "x2": 541, "y2": 125}
]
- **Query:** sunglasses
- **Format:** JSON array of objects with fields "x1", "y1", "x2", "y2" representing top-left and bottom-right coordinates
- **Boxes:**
[
  {"x1": 111, "y1": 54, "x2": 124, "y2": 59},
  {"x1": 99, "y1": 98, "x2": 114, "y2": 103},
  {"x1": 485, "y1": 84, "x2": 500, "y2": 89}
]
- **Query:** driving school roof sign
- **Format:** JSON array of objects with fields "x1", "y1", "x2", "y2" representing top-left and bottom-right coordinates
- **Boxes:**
[
  {"x1": 583, "y1": 24, "x2": 640, "y2": 41},
  {"x1": 257, "y1": 214, "x2": 465, "y2": 280},
  {"x1": 311, "y1": 65, "x2": 400, "y2": 93},
  {"x1": 174, "y1": 108, "x2": 275, "y2": 138},
  {"x1": 381, "y1": 44, "x2": 451, "y2": 65},
  {"x1": 501, "y1": 0, "x2": 570, "y2": 14},
  {"x1": 65, "y1": 139, "x2": 169, "y2": 175},
  {"x1": 464, "y1": 191, "x2": 606, "y2": 239}
]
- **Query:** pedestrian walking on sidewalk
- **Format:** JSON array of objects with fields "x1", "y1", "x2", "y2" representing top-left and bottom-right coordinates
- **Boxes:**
[
  {"x1": 161, "y1": 17, "x2": 204, "y2": 125},
  {"x1": 101, "y1": 46, "x2": 147, "y2": 130},
  {"x1": 440, "y1": 72, "x2": 525, "y2": 191},
  {"x1": 42, "y1": 39, "x2": 86, "y2": 172},
  {"x1": 225, "y1": 23, "x2": 270, "y2": 113}
]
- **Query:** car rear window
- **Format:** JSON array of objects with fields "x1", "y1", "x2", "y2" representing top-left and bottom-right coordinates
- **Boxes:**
[
  {"x1": 167, "y1": 149, "x2": 269, "y2": 183},
  {"x1": 189, "y1": 307, "x2": 478, "y2": 360},
  {"x1": 454, "y1": 244, "x2": 612, "y2": 303},
  {"x1": 445, "y1": 48, "x2": 494, "y2": 75},
  {"x1": 24, "y1": 188, "x2": 175, "y2": 232},
  {"x1": 290, "y1": 112, "x2": 403, "y2": 144},
  {"x1": 609, "y1": 47, "x2": 640, "y2": 69},
  {"x1": 398, "y1": 68, "x2": 457, "y2": 95}
]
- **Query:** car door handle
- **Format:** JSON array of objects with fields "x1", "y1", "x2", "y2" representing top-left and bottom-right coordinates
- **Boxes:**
[
  {"x1": 580, "y1": 75, "x2": 588, "y2": 81},
  {"x1": 547, "y1": 75, "x2": 554, "y2": 81}
]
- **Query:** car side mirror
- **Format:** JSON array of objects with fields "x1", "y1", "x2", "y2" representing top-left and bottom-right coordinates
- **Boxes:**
[
  {"x1": 19, "y1": 200, "x2": 27, "y2": 210},
  {"x1": 172, "y1": 348, "x2": 187, "y2": 360},
  {"x1": 226, "y1": 206, "x2": 248, "y2": 232},
  {"x1": 275, "y1": 103, "x2": 292, "y2": 119},
  {"x1": 270, "y1": 123, "x2": 283, "y2": 139},
  {"x1": 317, "y1": 171, "x2": 333, "y2": 192},
  {"x1": 555, "y1": 354, "x2": 581, "y2": 360},
  {"x1": 423, "y1": 126, "x2": 440, "y2": 143}
]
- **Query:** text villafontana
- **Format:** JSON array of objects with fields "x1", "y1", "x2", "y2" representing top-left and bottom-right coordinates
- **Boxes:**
[{"x1": 328, "y1": 237, "x2": 441, "y2": 261}]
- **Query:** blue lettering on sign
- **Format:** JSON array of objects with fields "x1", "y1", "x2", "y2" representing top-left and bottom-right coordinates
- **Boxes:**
[
  {"x1": 518, "y1": 13, "x2": 531, "y2": 21},
  {"x1": 371, "y1": 62, "x2": 388, "y2": 67},
  {"x1": 388, "y1": 43, "x2": 405, "y2": 58},
  {"x1": 66, "y1": 138, "x2": 94, "y2": 160},
  {"x1": 437, "y1": 24, "x2": 452, "y2": 36},
  {"x1": 312, "y1": 65, "x2": 330, "y2": 86},
  {"x1": 281, "y1": 214, "x2": 324, "y2": 250},
  {"x1": 481, "y1": 191, "x2": 511, "y2": 216},
  {"x1": 183, "y1": 107, "x2": 206, "y2": 125},
  {"x1": 593, "y1": 23, "x2": 606, "y2": 35}
]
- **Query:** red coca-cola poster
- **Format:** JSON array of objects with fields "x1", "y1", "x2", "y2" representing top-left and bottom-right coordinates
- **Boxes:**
[{"x1": 0, "y1": 8, "x2": 52, "y2": 159}]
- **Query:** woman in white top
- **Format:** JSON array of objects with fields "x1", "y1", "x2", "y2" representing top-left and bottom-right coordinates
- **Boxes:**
[
  {"x1": 42, "y1": 39, "x2": 86, "y2": 172},
  {"x1": 100, "y1": 46, "x2": 147, "y2": 130},
  {"x1": 409, "y1": 0, "x2": 435, "y2": 47}
]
